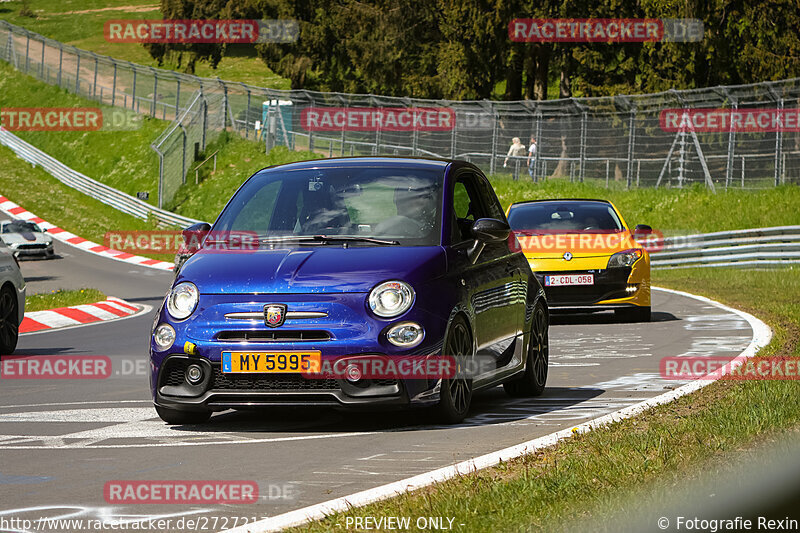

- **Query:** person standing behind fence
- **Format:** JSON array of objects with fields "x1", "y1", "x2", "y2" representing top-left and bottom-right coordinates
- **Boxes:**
[
  {"x1": 503, "y1": 137, "x2": 527, "y2": 181},
  {"x1": 527, "y1": 135, "x2": 537, "y2": 182}
]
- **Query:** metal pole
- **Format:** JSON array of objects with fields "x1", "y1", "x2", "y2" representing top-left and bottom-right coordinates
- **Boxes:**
[
  {"x1": 534, "y1": 111, "x2": 542, "y2": 181},
  {"x1": 132, "y1": 69, "x2": 137, "y2": 110},
  {"x1": 450, "y1": 108, "x2": 457, "y2": 158},
  {"x1": 57, "y1": 43, "x2": 63, "y2": 87},
  {"x1": 605, "y1": 159, "x2": 610, "y2": 187},
  {"x1": 152, "y1": 71, "x2": 158, "y2": 117},
  {"x1": 111, "y1": 63, "x2": 117, "y2": 106},
  {"x1": 626, "y1": 109, "x2": 636, "y2": 188},
  {"x1": 40, "y1": 39, "x2": 44, "y2": 77},
  {"x1": 774, "y1": 98, "x2": 784, "y2": 186},
  {"x1": 93, "y1": 57, "x2": 98, "y2": 99},
  {"x1": 157, "y1": 150, "x2": 164, "y2": 209},
  {"x1": 489, "y1": 103, "x2": 498, "y2": 175},
  {"x1": 75, "y1": 52, "x2": 80, "y2": 94},
  {"x1": 175, "y1": 79, "x2": 180, "y2": 119},
  {"x1": 24, "y1": 33, "x2": 29, "y2": 73},
  {"x1": 741, "y1": 156, "x2": 745, "y2": 188},
  {"x1": 725, "y1": 101, "x2": 737, "y2": 189},
  {"x1": 245, "y1": 86, "x2": 251, "y2": 139},
  {"x1": 579, "y1": 109, "x2": 587, "y2": 181}
]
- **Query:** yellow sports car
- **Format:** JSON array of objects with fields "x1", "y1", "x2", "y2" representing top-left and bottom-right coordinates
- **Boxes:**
[{"x1": 506, "y1": 199, "x2": 651, "y2": 322}]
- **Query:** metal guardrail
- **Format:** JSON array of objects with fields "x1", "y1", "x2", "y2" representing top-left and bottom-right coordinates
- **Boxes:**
[
  {"x1": 0, "y1": 128, "x2": 201, "y2": 228},
  {"x1": 650, "y1": 226, "x2": 800, "y2": 268}
]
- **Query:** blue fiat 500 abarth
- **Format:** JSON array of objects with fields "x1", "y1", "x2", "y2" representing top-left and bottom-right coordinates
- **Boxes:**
[{"x1": 150, "y1": 158, "x2": 548, "y2": 424}]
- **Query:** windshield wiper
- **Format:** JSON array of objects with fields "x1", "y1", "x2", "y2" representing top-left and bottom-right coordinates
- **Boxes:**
[{"x1": 258, "y1": 235, "x2": 400, "y2": 246}]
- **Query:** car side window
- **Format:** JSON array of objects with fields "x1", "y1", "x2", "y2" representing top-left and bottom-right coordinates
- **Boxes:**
[
  {"x1": 450, "y1": 173, "x2": 489, "y2": 244},
  {"x1": 475, "y1": 174, "x2": 506, "y2": 220}
]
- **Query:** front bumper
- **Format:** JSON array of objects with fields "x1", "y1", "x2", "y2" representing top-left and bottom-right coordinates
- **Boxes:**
[
  {"x1": 153, "y1": 354, "x2": 441, "y2": 411},
  {"x1": 533, "y1": 266, "x2": 649, "y2": 309}
]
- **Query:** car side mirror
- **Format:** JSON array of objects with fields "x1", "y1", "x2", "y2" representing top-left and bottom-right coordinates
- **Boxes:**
[
  {"x1": 468, "y1": 218, "x2": 511, "y2": 263},
  {"x1": 181, "y1": 222, "x2": 212, "y2": 253},
  {"x1": 634, "y1": 224, "x2": 653, "y2": 234}
]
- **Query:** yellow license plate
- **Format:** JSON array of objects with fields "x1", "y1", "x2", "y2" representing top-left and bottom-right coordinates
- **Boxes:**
[{"x1": 221, "y1": 351, "x2": 321, "y2": 373}]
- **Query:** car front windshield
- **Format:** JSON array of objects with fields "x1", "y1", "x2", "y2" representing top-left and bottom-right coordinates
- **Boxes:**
[
  {"x1": 508, "y1": 201, "x2": 623, "y2": 233},
  {"x1": 2, "y1": 221, "x2": 41, "y2": 233},
  {"x1": 213, "y1": 166, "x2": 444, "y2": 246}
]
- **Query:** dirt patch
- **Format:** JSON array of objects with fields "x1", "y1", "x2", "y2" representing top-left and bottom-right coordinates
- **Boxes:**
[{"x1": 62, "y1": 5, "x2": 159, "y2": 15}]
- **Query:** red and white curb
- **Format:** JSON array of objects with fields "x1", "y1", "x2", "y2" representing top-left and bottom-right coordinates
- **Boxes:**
[
  {"x1": 20, "y1": 296, "x2": 142, "y2": 333},
  {"x1": 0, "y1": 195, "x2": 175, "y2": 271}
]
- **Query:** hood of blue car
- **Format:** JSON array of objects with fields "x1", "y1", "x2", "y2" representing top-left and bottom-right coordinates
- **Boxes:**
[{"x1": 177, "y1": 246, "x2": 446, "y2": 294}]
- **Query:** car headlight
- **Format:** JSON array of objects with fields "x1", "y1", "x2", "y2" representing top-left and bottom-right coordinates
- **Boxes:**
[
  {"x1": 608, "y1": 248, "x2": 643, "y2": 268},
  {"x1": 166, "y1": 282, "x2": 199, "y2": 320},
  {"x1": 368, "y1": 281, "x2": 414, "y2": 318},
  {"x1": 153, "y1": 323, "x2": 176, "y2": 350}
]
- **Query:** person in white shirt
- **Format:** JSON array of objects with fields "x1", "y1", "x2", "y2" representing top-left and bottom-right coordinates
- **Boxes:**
[
  {"x1": 527, "y1": 135, "x2": 537, "y2": 181},
  {"x1": 503, "y1": 137, "x2": 527, "y2": 181}
]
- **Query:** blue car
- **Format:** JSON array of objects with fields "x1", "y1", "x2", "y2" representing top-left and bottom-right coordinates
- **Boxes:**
[{"x1": 150, "y1": 157, "x2": 548, "y2": 424}]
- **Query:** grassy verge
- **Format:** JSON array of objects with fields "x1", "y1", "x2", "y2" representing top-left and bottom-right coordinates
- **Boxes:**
[
  {"x1": 292, "y1": 267, "x2": 800, "y2": 532},
  {"x1": 0, "y1": 61, "x2": 168, "y2": 204},
  {"x1": 489, "y1": 177, "x2": 800, "y2": 234},
  {"x1": 25, "y1": 287, "x2": 106, "y2": 312},
  {"x1": 167, "y1": 135, "x2": 321, "y2": 221},
  {"x1": 0, "y1": 0, "x2": 289, "y2": 88}
]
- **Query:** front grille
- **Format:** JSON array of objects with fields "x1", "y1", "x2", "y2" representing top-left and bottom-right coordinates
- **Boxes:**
[
  {"x1": 212, "y1": 368, "x2": 339, "y2": 390},
  {"x1": 537, "y1": 268, "x2": 632, "y2": 305},
  {"x1": 215, "y1": 330, "x2": 331, "y2": 342},
  {"x1": 18, "y1": 244, "x2": 47, "y2": 250},
  {"x1": 161, "y1": 358, "x2": 190, "y2": 386}
]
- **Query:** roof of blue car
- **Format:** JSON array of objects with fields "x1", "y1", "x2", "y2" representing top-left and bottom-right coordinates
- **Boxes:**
[{"x1": 257, "y1": 156, "x2": 453, "y2": 174}]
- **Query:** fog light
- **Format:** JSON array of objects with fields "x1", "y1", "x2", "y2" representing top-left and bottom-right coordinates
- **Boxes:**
[
  {"x1": 386, "y1": 322, "x2": 424, "y2": 348},
  {"x1": 626, "y1": 284, "x2": 639, "y2": 293},
  {"x1": 153, "y1": 323, "x2": 175, "y2": 350},
  {"x1": 185, "y1": 364, "x2": 203, "y2": 384},
  {"x1": 345, "y1": 364, "x2": 362, "y2": 383}
]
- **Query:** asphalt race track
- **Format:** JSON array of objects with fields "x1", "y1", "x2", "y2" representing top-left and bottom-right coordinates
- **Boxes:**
[{"x1": 0, "y1": 236, "x2": 755, "y2": 532}]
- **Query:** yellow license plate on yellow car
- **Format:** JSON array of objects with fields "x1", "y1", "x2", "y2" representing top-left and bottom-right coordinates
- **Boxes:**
[{"x1": 221, "y1": 351, "x2": 321, "y2": 373}]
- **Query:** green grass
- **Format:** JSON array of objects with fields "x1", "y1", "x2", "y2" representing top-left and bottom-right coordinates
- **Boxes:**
[
  {"x1": 292, "y1": 267, "x2": 800, "y2": 532},
  {"x1": 25, "y1": 287, "x2": 106, "y2": 311},
  {"x1": 490, "y1": 177, "x2": 800, "y2": 234},
  {"x1": 167, "y1": 133, "x2": 321, "y2": 221},
  {"x1": 0, "y1": 0, "x2": 290, "y2": 88},
  {"x1": 0, "y1": 61, "x2": 168, "y2": 204},
  {"x1": 0, "y1": 142, "x2": 157, "y2": 240}
]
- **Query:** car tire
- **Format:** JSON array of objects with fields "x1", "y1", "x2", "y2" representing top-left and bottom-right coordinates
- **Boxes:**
[
  {"x1": 504, "y1": 303, "x2": 548, "y2": 397},
  {"x1": 155, "y1": 405, "x2": 211, "y2": 425},
  {"x1": 0, "y1": 285, "x2": 19, "y2": 355},
  {"x1": 435, "y1": 315, "x2": 473, "y2": 424},
  {"x1": 615, "y1": 306, "x2": 651, "y2": 322}
]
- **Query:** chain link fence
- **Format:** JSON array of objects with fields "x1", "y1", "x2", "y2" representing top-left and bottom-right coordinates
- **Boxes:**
[{"x1": 2, "y1": 20, "x2": 800, "y2": 210}]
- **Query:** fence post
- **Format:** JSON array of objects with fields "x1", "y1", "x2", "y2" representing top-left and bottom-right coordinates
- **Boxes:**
[
  {"x1": 489, "y1": 102, "x2": 498, "y2": 175},
  {"x1": 75, "y1": 51, "x2": 80, "y2": 94},
  {"x1": 57, "y1": 43, "x2": 63, "y2": 87},
  {"x1": 412, "y1": 106, "x2": 419, "y2": 156},
  {"x1": 579, "y1": 107, "x2": 587, "y2": 182},
  {"x1": 534, "y1": 110, "x2": 542, "y2": 181},
  {"x1": 725, "y1": 100, "x2": 737, "y2": 189},
  {"x1": 175, "y1": 79, "x2": 181, "y2": 119},
  {"x1": 450, "y1": 106, "x2": 457, "y2": 158},
  {"x1": 220, "y1": 79, "x2": 228, "y2": 129},
  {"x1": 151, "y1": 68, "x2": 158, "y2": 117},
  {"x1": 244, "y1": 85, "x2": 251, "y2": 139},
  {"x1": 626, "y1": 108, "x2": 636, "y2": 188},
  {"x1": 181, "y1": 125, "x2": 187, "y2": 185},
  {"x1": 132, "y1": 67, "x2": 137, "y2": 110},
  {"x1": 201, "y1": 95, "x2": 208, "y2": 151},
  {"x1": 111, "y1": 63, "x2": 117, "y2": 106},
  {"x1": 156, "y1": 149, "x2": 164, "y2": 209},
  {"x1": 93, "y1": 57, "x2": 98, "y2": 99},
  {"x1": 24, "y1": 32, "x2": 29, "y2": 73},
  {"x1": 39, "y1": 39, "x2": 44, "y2": 77},
  {"x1": 775, "y1": 98, "x2": 784, "y2": 186}
]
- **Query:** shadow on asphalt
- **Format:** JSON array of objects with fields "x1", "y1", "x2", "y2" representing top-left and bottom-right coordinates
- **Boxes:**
[
  {"x1": 164, "y1": 386, "x2": 605, "y2": 434},
  {"x1": 551, "y1": 310, "x2": 679, "y2": 325}
]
